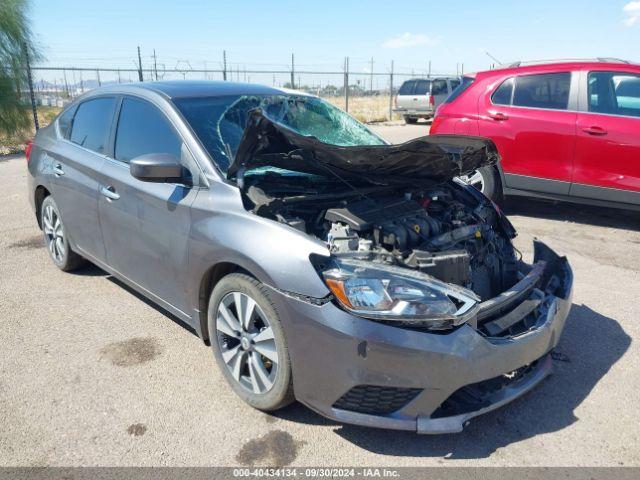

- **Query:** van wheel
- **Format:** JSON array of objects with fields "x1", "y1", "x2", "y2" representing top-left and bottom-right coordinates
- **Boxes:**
[
  {"x1": 208, "y1": 273, "x2": 294, "y2": 411},
  {"x1": 404, "y1": 116, "x2": 418, "y2": 124},
  {"x1": 40, "y1": 196, "x2": 86, "y2": 271},
  {"x1": 460, "y1": 166, "x2": 502, "y2": 202}
]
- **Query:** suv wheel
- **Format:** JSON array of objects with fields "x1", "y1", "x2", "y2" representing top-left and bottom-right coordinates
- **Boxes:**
[
  {"x1": 460, "y1": 166, "x2": 502, "y2": 201},
  {"x1": 41, "y1": 196, "x2": 85, "y2": 271},
  {"x1": 403, "y1": 115, "x2": 418, "y2": 124},
  {"x1": 208, "y1": 273, "x2": 294, "y2": 411}
]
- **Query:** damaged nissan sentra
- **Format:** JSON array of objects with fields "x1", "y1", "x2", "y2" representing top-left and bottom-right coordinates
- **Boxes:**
[{"x1": 28, "y1": 82, "x2": 573, "y2": 433}]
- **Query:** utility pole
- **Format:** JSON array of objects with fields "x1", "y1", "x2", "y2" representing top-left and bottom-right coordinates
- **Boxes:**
[
  {"x1": 222, "y1": 50, "x2": 227, "y2": 81},
  {"x1": 388, "y1": 60, "x2": 394, "y2": 121},
  {"x1": 153, "y1": 49, "x2": 158, "y2": 80},
  {"x1": 428, "y1": 60, "x2": 431, "y2": 78},
  {"x1": 96, "y1": 69, "x2": 101, "y2": 87},
  {"x1": 344, "y1": 57, "x2": 349, "y2": 112},
  {"x1": 117, "y1": 69, "x2": 121, "y2": 84},
  {"x1": 23, "y1": 42, "x2": 39, "y2": 130},
  {"x1": 290, "y1": 53, "x2": 295, "y2": 89},
  {"x1": 370, "y1": 57, "x2": 374, "y2": 92},
  {"x1": 137, "y1": 46, "x2": 143, "y2": 81}
]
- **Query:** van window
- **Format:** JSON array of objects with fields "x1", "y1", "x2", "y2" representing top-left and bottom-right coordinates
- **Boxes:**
[
  {"x1": 69, "y1": 97, "x2": 117, "y2": 154},
  {"x1": 450, "y1": 78, "x2": 461, "y2": 90},
  {"x1": 114, "y1": 98, "x2": 183, "y2": 163},
  {"x1": 512, "y1": 73, "x2": 571, "y2": 110},
  {"x1": 491, "y1": 78, "x2": 514, "y2": 105},
  {"x1": 588, "y1": 71, "x2": 640, "y2": 118},
  {"x1": 432, "y1": 79, "x2": 448, "y2": 95}
]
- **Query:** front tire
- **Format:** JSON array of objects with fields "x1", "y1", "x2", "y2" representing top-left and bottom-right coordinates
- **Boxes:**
[
  {"x1": 40, "y1": 196, "x2": 85, "y2": 271},
  {"x1": 207, "y1": 273, "x2": 294, "y2": 411}
]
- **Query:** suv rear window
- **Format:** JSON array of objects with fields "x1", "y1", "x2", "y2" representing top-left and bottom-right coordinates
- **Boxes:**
[
  {"x1": 398, "y1": 80, "x2": 431, "y2": 95},
  {"x1": 444, "y1": 76, "x2": 475, "y2": 104},
  {"x1": 512, "y1": 73, "x2": 571, "y2": 110},
  {"x1": 588, "y1": 71, "x2": 640, "y2": 118}
]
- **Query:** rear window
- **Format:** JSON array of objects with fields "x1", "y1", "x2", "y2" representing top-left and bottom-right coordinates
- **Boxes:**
[
  {"x1": 69, "y1": 97, "x2": 117, "y2": 154},
  {"x1": 512, "y1": 73, "x2": 571, "y2": 110},
  {"x1": 398, "y1": 80, "x2": 431, "y2": 95},
  {"x1": 444, "y1": 76, "x2": 475, "y2": 104}
]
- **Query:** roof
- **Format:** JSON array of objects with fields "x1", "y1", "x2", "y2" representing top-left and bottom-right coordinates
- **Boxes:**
[
  {"x1": 125, "y1": 80, "x2": 287, "y2": 99},
  {"x1": 478, "y1": 59, "x2": 640, "y2": 77}
]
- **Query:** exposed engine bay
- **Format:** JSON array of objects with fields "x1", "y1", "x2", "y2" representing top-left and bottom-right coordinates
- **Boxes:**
[
  {"x1": 244, "y1": 177, "x2": 519, "y2": 301},
  {"x1": 232, "y1": 108, "x2": 517, "y2": 301}
]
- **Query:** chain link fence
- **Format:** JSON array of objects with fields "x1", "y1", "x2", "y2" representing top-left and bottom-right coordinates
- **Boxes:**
[{"x1": 27, "y1": 63, "x2": 459, "y2": 123}]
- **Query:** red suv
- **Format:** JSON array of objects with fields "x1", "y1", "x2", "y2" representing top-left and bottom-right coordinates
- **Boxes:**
[{"x1": 430, "y1": 59, "x2": 640, "y2": 210}]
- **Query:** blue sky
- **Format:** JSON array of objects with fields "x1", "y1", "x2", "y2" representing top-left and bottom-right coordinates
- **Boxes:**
[{"x1": 30, "y1": 0, "x2": 640, "y2": 83}]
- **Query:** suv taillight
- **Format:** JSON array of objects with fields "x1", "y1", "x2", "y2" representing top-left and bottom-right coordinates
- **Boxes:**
[
  {"x1": 429, "y1": 95, "x2": 435, "y2": 107},
  {"x1": 25, "y1": 140, "x2": 33, "y2": 162}
]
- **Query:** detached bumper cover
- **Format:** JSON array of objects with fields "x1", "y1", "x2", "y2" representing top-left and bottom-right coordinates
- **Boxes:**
[{"x1": 269, "y1": 240, "x2": 572, "y2": 434}]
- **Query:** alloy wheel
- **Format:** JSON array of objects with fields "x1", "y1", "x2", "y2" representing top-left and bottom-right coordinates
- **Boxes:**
[
  {"x1": 43, "y1": 204, "x2": 65, "y2": 263},
  {"x1": 215, "y1": 291, "x2": 278, "y2": 394},
  {"x1": 459, "y1": 169, "x2": 485, "y2": 193}
]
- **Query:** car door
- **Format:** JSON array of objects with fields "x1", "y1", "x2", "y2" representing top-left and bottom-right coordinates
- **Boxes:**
[
  {"x1": 572, "y1": 69, "x2": 640, "y2": 205},
  {"x1": 478, "y1": 72, "x2": 577, "y2": 195},
  {"x1": 49, "y1": 97, "x2": 117, "y2": 261},
  {"x1": 97, "y1": 96, "x2": 201, "y2": 315}
]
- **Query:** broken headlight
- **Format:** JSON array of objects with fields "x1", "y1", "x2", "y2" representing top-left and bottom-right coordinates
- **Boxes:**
[{"x1": 321, "y1": 258, "x2": 479, "y2": 331}]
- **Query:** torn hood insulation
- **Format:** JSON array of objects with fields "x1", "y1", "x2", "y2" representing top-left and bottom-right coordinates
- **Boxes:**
[{"x1": 227, "y1": 109, "x2": 500, "y2": 185}]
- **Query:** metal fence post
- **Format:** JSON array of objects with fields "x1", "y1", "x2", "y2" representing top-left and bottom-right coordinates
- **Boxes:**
[
  {"x1": 23, "y1": 42, "x2": 39, "y2": 131},
  {"x1": 137, "y1": 46, "x2": 143, "y2": 81},
  {"x1": 290, "y1": 53, "x2": 295, "y2": 89},
  {"x1": 344, "y1": 57, "x2": 349, "y2": 113},
  {"x1": 388, "y1": 60, "x2": 394, "y2": 121},
  {"x1": 223, "y1": 50, "x2": 227, "y2": 81}
]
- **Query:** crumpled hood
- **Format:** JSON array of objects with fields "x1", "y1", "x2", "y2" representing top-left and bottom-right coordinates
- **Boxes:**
[{"x1": 227, "y1": 109, "x2": 500, "y2": 185}]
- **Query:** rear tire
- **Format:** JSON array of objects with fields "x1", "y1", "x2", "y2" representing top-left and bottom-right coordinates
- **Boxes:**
[
  {"x1": 40, "y1": 196, "x2": 86, "y2": 272},
  {"x1": 404, "y1": 115, "x2": 418, "y2": 124},
  {"x1": 208, "y1": 273, "x2": 294, "y2": 411}
]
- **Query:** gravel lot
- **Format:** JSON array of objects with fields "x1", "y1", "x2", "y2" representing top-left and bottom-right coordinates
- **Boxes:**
[{"x1": 1, "y1": 125, "x2": 639, "y2": 467}]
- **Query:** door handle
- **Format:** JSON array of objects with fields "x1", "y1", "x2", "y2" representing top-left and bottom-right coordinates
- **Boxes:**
[
  {"x1": 101, "y1": 186, "x2": 120, "y2": 201},
  {"x1": 582, "y1": 125, "x2": 607, "y2": 136},
  {"x1": 488, "y1": 111, "x2": 508, "y2": 121},
  {"x1": 53, "y1": 163, "x2": 64, "y2": 176}
]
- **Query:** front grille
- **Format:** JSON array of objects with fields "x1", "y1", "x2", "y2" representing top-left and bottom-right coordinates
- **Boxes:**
[
  {"x1": 333, "y1": 385, "x2": 422, "y2": 415},
  {"x1": 431, "y1": 358, "x2": 541, "y2": 418}
]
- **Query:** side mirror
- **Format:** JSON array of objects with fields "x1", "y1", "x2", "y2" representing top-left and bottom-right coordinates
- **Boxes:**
[{"x1": 129, "y1": 153, "x2": 183, "y2": 183}]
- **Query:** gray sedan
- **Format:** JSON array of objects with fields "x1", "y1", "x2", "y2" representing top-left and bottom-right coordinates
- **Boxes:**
[{"x1": 26, "y1": 81, "x2": 572, "y2": 433}]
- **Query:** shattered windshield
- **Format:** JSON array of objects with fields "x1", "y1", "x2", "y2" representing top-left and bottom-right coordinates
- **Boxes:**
[{"x1": 175, "y1": 94, "x2": 385, "y2": 173}]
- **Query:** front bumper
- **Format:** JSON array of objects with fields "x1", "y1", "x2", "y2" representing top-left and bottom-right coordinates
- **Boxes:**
[{"x1": 269, "y1": 241, "x2": 573, "y2": 434}]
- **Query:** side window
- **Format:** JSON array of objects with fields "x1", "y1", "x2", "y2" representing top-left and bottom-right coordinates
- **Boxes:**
[
  {"x1": 432, "y1": 79, "x2": 447, "y2": 95},
  {"x1": 57, "y1": 105, "x2": 76, "y2": 139},
  {"x1": 114, "y1": 98, "x2": 183, "y2": 163},
  {"x1": 69, "y1": 97, "x2": 117, "y2": 154},
  {"x1": 398, "y1": 81, "x2": 416, "y2": 95},
  {"x1": 588, "y1": 71, "x2": 640, "y2": 118},
  {"x1": 413, "y1": 80, "x2": 430, "y2": 95},
  {"x1": 512, "y1": 72, "x2": 571, "y2": 110},
  {"x1": 491, "y1": 78, "x2": 514, "y2": 105},
  {"x1": 449, "y1": 78, "x2": 461, "y2": 90}
]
